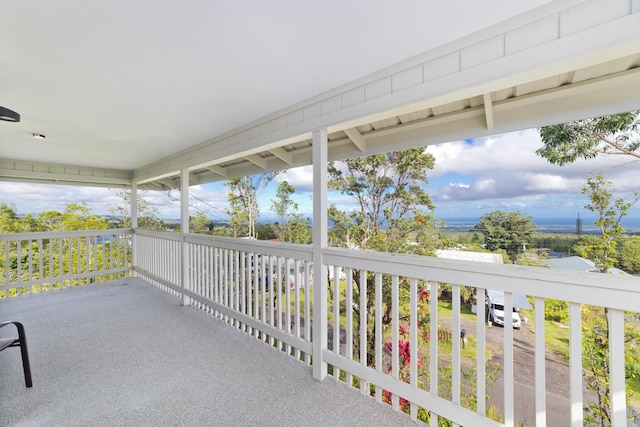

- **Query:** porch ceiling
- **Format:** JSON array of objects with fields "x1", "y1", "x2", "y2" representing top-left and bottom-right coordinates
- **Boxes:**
[{"x1": 0, "y1": 1, "x2": 639, "y2": 190}]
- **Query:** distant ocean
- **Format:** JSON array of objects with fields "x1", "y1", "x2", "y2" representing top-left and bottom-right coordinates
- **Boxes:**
[{"x1": 440, "y1": 218, "x2": 640, "y2": 234}]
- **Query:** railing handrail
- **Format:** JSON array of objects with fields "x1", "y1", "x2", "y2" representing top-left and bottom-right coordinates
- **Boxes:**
[
  {"x1": 323, "y1": 246, "x2": 640, "y2": 311},
  {"x1": 0, "y1": 228, "x2": 133, "y2": 242}
]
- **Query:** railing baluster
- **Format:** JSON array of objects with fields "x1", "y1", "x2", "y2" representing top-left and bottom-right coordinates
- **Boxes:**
[
  {"x1": 534, "y1": 297, "x2": 547, "y2": 426},
  {"x1": 429, "y1": 281, "x2": 438, "y2": 427},
  {"x1": 609, "y1": 308, "x2": 626, "y2": 426},
  {"x1": 294, "y1": 259, "x2": 300, "y2": 359},
  {"x1": 476, "y1": 287, "x2": 486, "y2": 417},
  {"x1": 391, "y1": 274, "x2": 399, "y2": 410},
  {"x1": 304, "y1": 260, "x2": 311, "y2": 364},
  {"x1": 285, "y1": 257, "x2": 292, "y2": 355},
  {"x1": 569, "y1": 302, "x2": 583, "y2": 427},
  {"x1": 452, "y1": 283, "x2": 461, "y2": 421},
  {"x1": 375, "y1": 272, "x2": 382, "y2": 403},
  {"x1": 333, "y1": 265, "x2": 340, "y2": 380},
  {"x1": 503, "y1": 292, "x2": 514, "y2": 427},
  {"x1": 346, "y1": 267, "x2": 353, "y2": 387},
  {"x1": 359, "y1": 269, "x2": 367, "y2": 395},
  {"x1": 409, "y1": 277, "x2": 417, "y2": 420}
]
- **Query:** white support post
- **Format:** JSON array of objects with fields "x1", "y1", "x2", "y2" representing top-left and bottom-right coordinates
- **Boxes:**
[
  {"x1": 312, "y1": 128, "x2": 328, "y2": 381},
  {"x1": 131, "y1": 182, "x2": 138, "y2": 276},
  {"x1": 131, "y1": 182, "x2": 138, "y2": 229},
  {"x1": 180, "y1": 168, "x2": 190, "y2": 306}
]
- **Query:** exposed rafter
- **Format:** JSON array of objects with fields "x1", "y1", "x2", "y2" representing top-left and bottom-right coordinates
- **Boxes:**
[
  {"x1": 245, "y1": 154, "x2": 268, "y2": 170},
  {"x1": 207, "y1": 165, "x2": 227, "y2": 177},
  {"x1": 343, "y1": 128, "x2": 367, "y2": 152},
  {"x1": 270, "y1": 147, "x2": 293, "y2": 165},
  {"x1": 483, "y1": 93, "x2": 494, "y2": 130}
]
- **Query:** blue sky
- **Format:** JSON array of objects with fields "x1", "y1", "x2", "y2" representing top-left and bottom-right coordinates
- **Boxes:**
[{"x1": 2, "y1": 128, "x2": 639, "y2": 229}]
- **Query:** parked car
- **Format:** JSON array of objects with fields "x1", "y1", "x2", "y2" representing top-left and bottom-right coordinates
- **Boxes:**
[{"x1": 489, "y1": 303, "x2": 521, "y2": 329}]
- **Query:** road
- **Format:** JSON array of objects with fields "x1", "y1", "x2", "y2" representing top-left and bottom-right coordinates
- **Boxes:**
[{"x1": 449, "y1": 315, "x2": 572, "y2": 425}]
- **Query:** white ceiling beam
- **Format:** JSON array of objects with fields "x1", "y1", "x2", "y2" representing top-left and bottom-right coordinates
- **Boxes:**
[
  {"x1": 207, "y1": 165, "x2": 227, "y2": 177},
  {"x1": 270, "y1": 147, "x2": 293, "y2": 165},
  {"x1": 483, "y1": 93, "x2": 494, "y2": 130},
  {"x1": 245, "y1": 154, "x2": 268, "y2": 170},
  {"x1": 343, "y1": 128, "x2": 367, "y2": 152}
]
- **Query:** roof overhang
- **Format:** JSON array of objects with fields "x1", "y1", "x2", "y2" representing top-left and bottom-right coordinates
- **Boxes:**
[{"x1": 1, "y1": 0, "x2": 638, "y2": 190}]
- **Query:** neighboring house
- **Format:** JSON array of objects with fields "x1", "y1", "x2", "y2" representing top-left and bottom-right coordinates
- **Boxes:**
[
  {"x1": 435, "y1": 249, "x2": 503, "y2": 264},
  {"x1": 546, "y1": 256, "x2": 629, "y2": 275}
]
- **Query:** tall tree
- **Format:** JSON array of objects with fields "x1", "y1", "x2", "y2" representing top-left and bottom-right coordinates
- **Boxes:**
[
  {"x1": 108, "y1": 189, "x2": 164, "y2": 231},
  {"x1": 575, "y1": 172, "x2": 639, "y2": 273},
  {"x1": 269, "y1": 180, "x2": 310, "y2": 243},
  {"x1": 575, "y1": 172, "x2": 639, "y2": 426},
  {"x1": 225, "y1": 173, "x2": 279, "y2": 239},
  {"x1": 59, "y1": 203, "x2": 108, "y2": 231},
  {"x1": 0, "y1": 203, "x2": 25, "y2": 233},
  {"x1": 189, "y1": 211, "x2": 212, "y2": 234},
  {"x1": 536, "y1": 111, "x2": 640, "y2": 165},
  {"x1": 328, "y1": 148, "x2": 440, "y2": 364},
  {"x1": 474, "y1": 211, "x2": 537, "y2": 259}
]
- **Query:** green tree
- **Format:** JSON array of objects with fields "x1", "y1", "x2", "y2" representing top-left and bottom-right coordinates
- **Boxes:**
[
  {"x1": 189, "y1": 211, "x2": 211, "y2": 234},
  {"x1": 270, "y1": 180, "x2": 297, "y2": 242},
  {"x1": 59, "y1": 203, "x2": 108, "y2": 231},
  {"x1": 576, "y1": 172, "x2": 639, "y2": 273},
  {"x1": 536, "y1": 111, "x2": 640, "y2": 165},
  {"x1": 577, "y1": 173, "x2": 639, "y2": 425},
  {"x1": 618, "y1": 236, "x2": 640, "y2": 275},
  {"x1": 474, "y1": 211, "x2": 537, "y2": 259},
  {"x1": 225, "y1": 173, "x2": 279, "y2": 239},
  {"x1": 270, "y1": 180, "x2": 311, "y2": 243},
  {"x1": 0, "y1": 203, "x2": 25, "y2": 233},
  {"x1": 328, "y1": 148, "x2": 440, "y2": 364},
  {"x1": 108, "y1": 189, "x2": 165, "y2": 231}
]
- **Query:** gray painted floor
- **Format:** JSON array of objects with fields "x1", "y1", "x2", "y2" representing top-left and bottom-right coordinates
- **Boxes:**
[{"x1": 0, "y1": 279, "x2": 415, "y2": 426}]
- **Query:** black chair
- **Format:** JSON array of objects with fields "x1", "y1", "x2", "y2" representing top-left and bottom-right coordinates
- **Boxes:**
[{"x1": 0, "y1": 321, "x2": 33, "y2": 387}]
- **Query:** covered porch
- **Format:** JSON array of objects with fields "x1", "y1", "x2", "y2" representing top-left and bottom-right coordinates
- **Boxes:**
[{"x1": 1, "y1": 1, "x2": 640, "y2": 426}]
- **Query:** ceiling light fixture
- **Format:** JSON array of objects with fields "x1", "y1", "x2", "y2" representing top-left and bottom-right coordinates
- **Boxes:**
[
  {"x1": 32, "y1": 133, "x2": 46, "y2": 140},
  {"x1": 0, "y1": 106, "x2": 20, "y2": 122}
]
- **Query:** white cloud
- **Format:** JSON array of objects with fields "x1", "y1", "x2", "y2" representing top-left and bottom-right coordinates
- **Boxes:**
[{"x1": 278, "y1": 165, "x2": 313, "y2": 191}]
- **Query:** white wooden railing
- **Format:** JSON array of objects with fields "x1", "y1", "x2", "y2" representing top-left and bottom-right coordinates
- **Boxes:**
[
  {"x1": 2, "y1": 229, "x2": 639, "y2": 426},
  {"x1": 0, "y1": 229, "x2": 132, "y2": 297}
]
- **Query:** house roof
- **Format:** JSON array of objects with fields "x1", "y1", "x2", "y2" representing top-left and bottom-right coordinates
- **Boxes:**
[
  {"x1": 435, "y1": 249, "x2": 503, "y2": 264},
  {"x1": 546, "y1": 256, "x2": 629, "y2": 275},
  {"x1": 1, "y1": 0, "x2": 639, "y2": 189}
]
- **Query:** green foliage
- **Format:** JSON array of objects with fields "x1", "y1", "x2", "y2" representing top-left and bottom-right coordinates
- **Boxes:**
[
  {"x1": 618, "y1": 236, "x2": 640, "y2": 275},
  {"x1": 545, "y1": 299, "x2": 569, "y2": 323},
  {"x1": 0, "y1": 203, "x2": 24, "y2": 233},
  {"x1": 270, "y1": 180, "x2": 311, "y2": 243},
  {"x1": 515, "y1": 249, "x2": 548, "y2": 266},
  {"x1": 537, "y1": 111, "x2": 640, "y2": 165},
  {"x1": 327, "y1": 148, "x2": 440, "y2": 364},
  {"x1": 579, "y1": 172, "x2": 639, "y2": 272},
  {"x1": 327, "y1": 148, "x2": 439, "y2": 254},
  {"x1": 108, "y1": 189, "x2": 165, "y2": 230},
  {"x1": 474, "y1": 211, "x2": 537, "y2": 258},
  {"x1": 225, "y1": 173, "x2": 279, "y2": 239},
  {"x1": 533, "y1": 233, "x2": 580, "y2": 256},
  {"x1": 189, "y1": 211, "x2": 212, "y2": 234}
]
